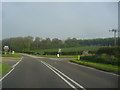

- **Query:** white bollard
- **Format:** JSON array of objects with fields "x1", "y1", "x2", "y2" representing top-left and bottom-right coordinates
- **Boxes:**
[
  {"x1": 57, "y1": 54, "x2": 59, "y2": 57},
  {"x1": 12, "y1": 51, "x2": 15, "y2": 54}
]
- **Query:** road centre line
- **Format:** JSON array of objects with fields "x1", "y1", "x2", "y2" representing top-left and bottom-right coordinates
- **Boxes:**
[
  {"x1": 40, "y1": 61, "x2": 77, "y2": 90},
  {"x1": 41, "y1": 61, "x2": 86, "y2": 90},
  {"x1": 0, "y1": 57, "x2": 23, "y2": 82},
  {"x1": 44, "y1": 61, "x2": 86, "y2": 89}
]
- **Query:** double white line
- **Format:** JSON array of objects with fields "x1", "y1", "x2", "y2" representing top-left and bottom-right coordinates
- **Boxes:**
[{"x1": 41, "y1": 61, "x2": 86, "y2": 90}]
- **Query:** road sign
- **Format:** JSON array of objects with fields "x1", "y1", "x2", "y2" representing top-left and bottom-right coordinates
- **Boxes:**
[
  {"x1": 58, "y1": 48, "x2": 61, "y2": 53},
  {"x1": 3, "y1": 46, "x2": 9, "y2": 51}
]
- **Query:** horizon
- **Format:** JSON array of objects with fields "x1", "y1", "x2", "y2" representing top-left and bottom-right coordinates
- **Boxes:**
[{"x1": 1, "y1": 36, "x2": 115, "y2": 41}]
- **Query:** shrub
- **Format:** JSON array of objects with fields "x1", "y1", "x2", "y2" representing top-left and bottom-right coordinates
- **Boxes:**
[
  {"x1": 96, "y1": 46, "x2": 120, "y2": 57},
  {"x1": 43, "y1": 50, "x2": 96, "y2": 55},
  {"x1": 21, "y1": 51, "x2": 34, "y2": 54},
  {"x1": 81, "y1": 54, "x2": 119, "y2": 65}
]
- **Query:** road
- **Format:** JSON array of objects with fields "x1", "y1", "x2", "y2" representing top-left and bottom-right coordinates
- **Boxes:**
[
  {"x1": 2, "y1": 54, "x2": 119, "y2": 89},
  {"x1": 2, "y1": 57, "x2": 21, "y2": 67}
]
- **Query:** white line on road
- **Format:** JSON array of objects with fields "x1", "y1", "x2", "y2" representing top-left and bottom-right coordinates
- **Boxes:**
[
  {"x1": 0, "y1": 68, "x2": 15, "y2": 82},
  {"x1": 0, "y1": 57, "x2": 23, "y2": 82},
  {"x1": 45, "y1": 61, "x2": 86, "y2": 89},
  {"x1": 12, "y1": 57, "x2": 23, "y2": 68},
  {"x1": 41, "y1": 61, "x2": 77, "y2": 90},
  {"x1": 41, "y1": 61, "x2": 86, "y2": 90}
]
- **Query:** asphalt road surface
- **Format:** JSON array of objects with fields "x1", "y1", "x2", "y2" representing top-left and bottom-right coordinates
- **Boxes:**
[{"x1": 2, "y1": 54, "x2": 119, "y2": 89}]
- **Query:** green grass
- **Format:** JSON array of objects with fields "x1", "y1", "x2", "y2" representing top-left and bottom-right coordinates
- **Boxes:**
[
  {"x1": 33, "y1": 46, "x2": 101, "y2": 54},
  {"x1": 23, "y1": 52, "x2": 90, "y2": 58},
  {"x1": 22, "y1": 53, "x2": 78, "y2": 58},
  {"x1": 2, "y1": 54, "x2": 22, "y2": 58},
  {"x1": 70, "y1": 60, "x2": 119, "y2": 74},
  {"x1": 35, "y1": 55, "x2": 78, "y2": 58},
  {"x1": 0, "y1": 62, "x2": 10, "y2": 76}
]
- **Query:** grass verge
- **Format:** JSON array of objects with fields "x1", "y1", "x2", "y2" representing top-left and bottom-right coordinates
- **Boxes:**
[
  {"x1": 70, "y1": 60, "x2": 119, "y2": 75},
  {"x1": 2, "y1": 54, "x2": 22, "y2": 58},
  {"x1": 36, "y1": 55, "x2": 77, "y2": 58},
  {"x1": 0, "y1": 62, "x2": 10, "y2": 76},
  {"x1": 21, "y1": 53, "x2": 78, "y2": 58}
]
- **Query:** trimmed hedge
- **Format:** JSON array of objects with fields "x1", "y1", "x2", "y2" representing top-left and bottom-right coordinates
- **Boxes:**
[
  {"x1": 96, "y1": 46, "x2": 120, "y2": 58},
  {"x1": 21, "y1": 51, "x2": 34, "y2": 54},
  {"x1": 81, "y1": 54, "x2": 119, "y2": 65},
  {"x1": 43, "y1": 50, "x2": 96, "y2": 55}
]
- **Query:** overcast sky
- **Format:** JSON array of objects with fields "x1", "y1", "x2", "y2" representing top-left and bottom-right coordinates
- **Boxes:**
[{"x1": 2, "y1": 2, "x2": 118, "y2": 40}]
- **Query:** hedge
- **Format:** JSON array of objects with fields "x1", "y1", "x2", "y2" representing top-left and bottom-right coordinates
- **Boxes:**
[
  {"x1": 96, "y1": 46, "x2": 120, "y2": 58},
  {"x1": 81, "y1": 54, "x2": 119, "y2": 65}
]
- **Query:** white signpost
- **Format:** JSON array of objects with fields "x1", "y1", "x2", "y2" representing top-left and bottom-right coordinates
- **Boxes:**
[{"x1": 57, "y1": 48, "x2": 62, "y2": 57}]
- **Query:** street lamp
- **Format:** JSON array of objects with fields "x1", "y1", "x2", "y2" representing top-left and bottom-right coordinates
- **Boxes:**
[{"x1": 109, "y1": 29, "x2": 119, "y2": 46}]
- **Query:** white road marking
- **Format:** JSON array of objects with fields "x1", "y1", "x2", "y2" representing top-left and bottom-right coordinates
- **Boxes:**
[
  {"x1": 41, "y1": 61, "x2": 86, "y2": 90},
  {"x1": 44, "y1": 61, "x2": 86, "y2": 89},
  {"x1": 41, "y1": 61, "x2": 77, "y2": 90},
  {"x1": 0, "y1": 57, "x2": 23, "y2": 81},
  {"x1": 0, "y1": 68, "x2": 15, "y2": 82},
  {"x1": 22, "y1": 54, "x2": 43, "y2": 59},
  {"x1": 12, "y1": 57, "x2": 23, "y2": 68}
]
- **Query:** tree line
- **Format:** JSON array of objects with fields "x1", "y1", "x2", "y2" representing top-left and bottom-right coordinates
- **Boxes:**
[{"x1": 1, "y1": 36, "x2": 119, "y2": 52}]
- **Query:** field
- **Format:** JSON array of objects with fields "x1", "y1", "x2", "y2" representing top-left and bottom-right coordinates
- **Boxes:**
[{"x1": 32, "y1": 46, "x2": 101, "y2": 55}]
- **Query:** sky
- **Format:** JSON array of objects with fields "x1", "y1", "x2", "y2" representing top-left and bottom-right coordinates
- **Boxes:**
[{"x1": 1, "y1": 2, "x2": 118, "y2": 40}]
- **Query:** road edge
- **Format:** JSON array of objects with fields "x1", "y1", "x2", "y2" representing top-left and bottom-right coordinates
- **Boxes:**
[
  {"x1": 0, "y1": 56, "x2": 23, "y2": 81},
  {"x1": 69, "y1": 61, "x2": 119, "y2": 76}
]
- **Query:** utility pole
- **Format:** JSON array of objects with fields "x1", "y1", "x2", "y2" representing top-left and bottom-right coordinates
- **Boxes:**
[{"x1": 109, "y1": 29, "x2": 118, "y2": 46}]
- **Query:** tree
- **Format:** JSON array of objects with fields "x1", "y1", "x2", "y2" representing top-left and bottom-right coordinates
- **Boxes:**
[{"x1": 65, "y1": 38, "x2": 79, "y2": 47}]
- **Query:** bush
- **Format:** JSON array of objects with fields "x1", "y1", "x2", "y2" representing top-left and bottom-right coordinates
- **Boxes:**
[
  {"x1": 96, "y1": 46, "x2": 120, "y2": 57},
  {"x1": 81, "y1": 54, "x2": 119, "y2": 65},
  {"x1": 43, "y1": 50, "x2": 96, "y2": 55},
  {"x1": 21, "y1": 51, "x2": 34, "y2": 54}
]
